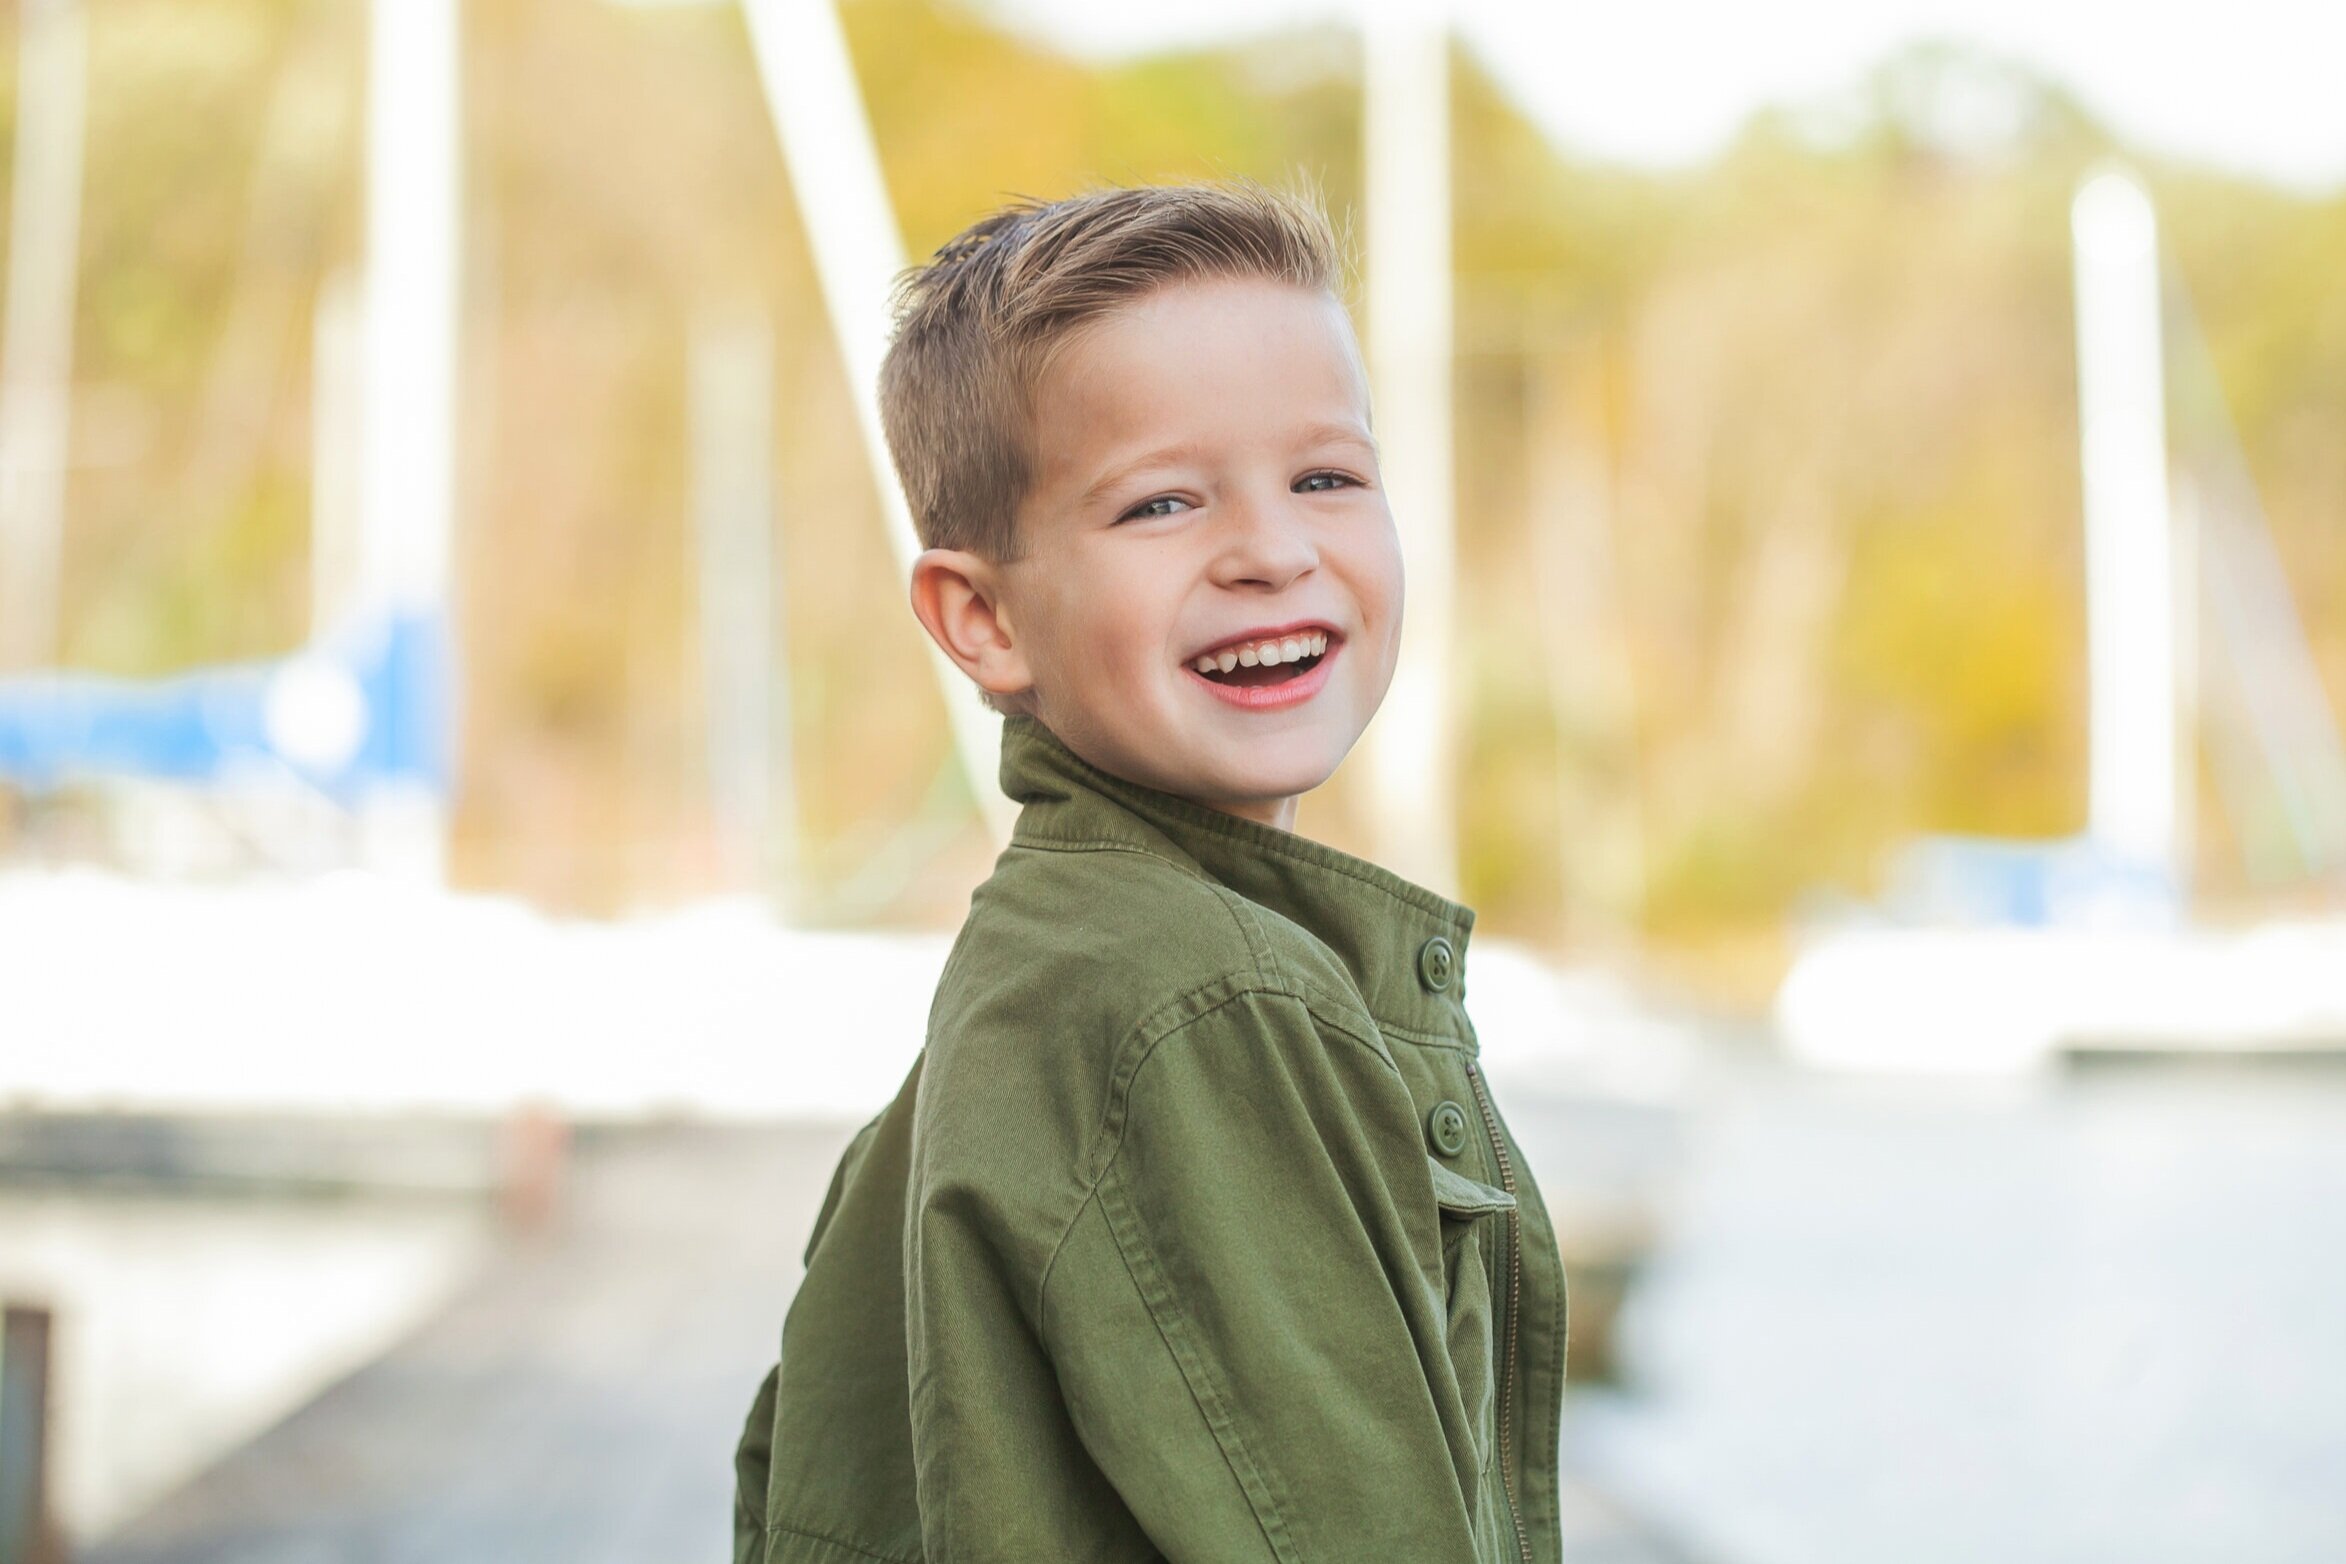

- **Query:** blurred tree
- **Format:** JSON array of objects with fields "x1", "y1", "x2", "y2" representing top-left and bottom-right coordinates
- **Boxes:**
[{"x1": 5, "y1": 5, "x2": 2339, "y2": 1001}]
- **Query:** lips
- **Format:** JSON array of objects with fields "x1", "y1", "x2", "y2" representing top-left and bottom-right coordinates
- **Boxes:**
[{"x1": 1185, "y1": 633, "x2": 1340, "y2": 711}]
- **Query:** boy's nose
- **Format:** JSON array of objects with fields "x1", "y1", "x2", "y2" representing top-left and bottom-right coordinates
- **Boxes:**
[{"x1": 1212, "y1": 494, "x2": 1319, "y2": 588}]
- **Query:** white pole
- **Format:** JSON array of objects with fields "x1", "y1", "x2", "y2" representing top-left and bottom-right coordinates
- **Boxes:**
[
  {"x1": 1360, "y1": 0, "x2": 1458, "y2": 894},
  {"x1": 311, "y1": 271, "x2": 363, "y2": 637},
  {"x1": 0, "y1": 0, "x2": 88, "y2": 673},
  {"x1": 356, "y1": 0, "x2": 461, "y2": 883},
  {"x1": 2070, "y1": 165, "x2": 2181, "y2": 886},
  {"x1": 738, "y1": 0, "x2": 1011, "y2": 847},
  {"x1": 2170, "y1": 468, "x2": 2199, "y2": 892},
  {"x1": 690, "y1": 302, "x2": 794, "y2": 900}
]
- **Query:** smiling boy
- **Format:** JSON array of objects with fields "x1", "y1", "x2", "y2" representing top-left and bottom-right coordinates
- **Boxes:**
[{"x1": 733, "y1": 181, "x2": 1566, "y2": 1564}]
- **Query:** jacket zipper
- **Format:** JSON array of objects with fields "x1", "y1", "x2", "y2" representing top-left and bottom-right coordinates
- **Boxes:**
[{"x1": 1464, "y1": 1057, "x2": 1533, "y2": 1564}]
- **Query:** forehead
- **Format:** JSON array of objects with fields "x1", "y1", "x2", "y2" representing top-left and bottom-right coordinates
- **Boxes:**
[{"x1": 1022, "y1": 277, "x2": 1370, "y2": 493}]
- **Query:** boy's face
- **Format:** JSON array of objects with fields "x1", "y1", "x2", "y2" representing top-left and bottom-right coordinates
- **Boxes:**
[{"x1": 976, "y1": 275, "x2": 1402, "y2": 830}]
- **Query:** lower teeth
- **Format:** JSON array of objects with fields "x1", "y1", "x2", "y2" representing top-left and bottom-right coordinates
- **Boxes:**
[{"x1": 1209, "y1": 653, "x2": 1320, "y2": 687}]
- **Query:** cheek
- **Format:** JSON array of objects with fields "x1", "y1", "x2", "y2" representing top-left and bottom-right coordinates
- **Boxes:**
[
  {"x1": 1349, "y1": 514, "x2": 1406, "y2": 623},
  {"x1": 1061, "y1": 605, "x2": 1158, "y2": 679},
  {"x1": 1353, "y1": 523, "x2": 1406, "y2": 682},
  {"x1": 1031, "y1": 581, "x2": 1125, "y2": 675},
  {"x1": 1065, "y1": 566, "x2": 1179, "y2": 671}
]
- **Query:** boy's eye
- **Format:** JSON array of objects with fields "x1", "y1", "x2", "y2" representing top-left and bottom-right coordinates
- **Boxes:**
[
  {"x1": 1119, "y1": 494, "x2": 1190, "y2": 522},
  {"x1": 1117, "y1": 473, "x2": 1357, "y2": 522}
]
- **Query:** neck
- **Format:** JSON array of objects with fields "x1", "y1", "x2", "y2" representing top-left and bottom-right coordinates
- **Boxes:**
[{"x1": 1181, "y1": 790, "x2": 1300, "y2": 834}]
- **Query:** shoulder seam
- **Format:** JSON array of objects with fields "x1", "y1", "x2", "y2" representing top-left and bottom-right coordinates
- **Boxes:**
[
  {"x1": 1013, "y1": 844, "x2": 1465, "y2": 1052},
  {"x1": 1033, "y1": 980, "x2": 1402, "y2": 1324},
  {"x1": 1039, "y1": 983, "x2": 1344, "y2": 1564},
  {"x1": 1291, "y1": 972, "x2": 1476, "y2": 1052},
  {"x1": 1034, "y1": 973, "x2": 1273, "y2": 1318},
  {"x1": 1203, "y1": 874, "x2": 1287, "y2": 992}
]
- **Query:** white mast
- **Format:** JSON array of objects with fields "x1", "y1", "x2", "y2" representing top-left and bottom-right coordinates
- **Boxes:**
[
  {"x1": 355, "y1": 0, "x2": 461, "y2": 882},
  {"x1": 2070, "y1": 165, "x2": 2186, "y2": 895},
  {"x1": 739, "y1": 0, "x2": 1013, "y2": 847},
  {"x1": 0, "y1": 0, "x2": 88, "y2": 673},
  {"x1": 1360, "y1": 0, "x2": 1458, "y2": 893},
  {"x1": 690, "y1": 302, "x2": 794, "y2": 900},
  {"x1": 311, "y1": 272, "x2": 362, "y2": 636}
]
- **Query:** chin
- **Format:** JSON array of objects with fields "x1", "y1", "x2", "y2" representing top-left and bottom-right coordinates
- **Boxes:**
[{"x1": 1207, "y1": 747, "x2": 1340, "y2": 805}]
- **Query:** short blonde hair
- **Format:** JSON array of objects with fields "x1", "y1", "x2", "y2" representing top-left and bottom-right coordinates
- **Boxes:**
[{"x1": 883, "y1": 180, "x2": 1345, "y2": 523}]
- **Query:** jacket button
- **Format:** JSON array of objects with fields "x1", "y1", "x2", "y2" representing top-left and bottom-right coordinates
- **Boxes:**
[
  {"x1": 1416, "y1": 935, "x2": 1456, "y2": 993},
  {"x1": 1426, "y1": 1100, "x2": 1471, "y2": 1158}
]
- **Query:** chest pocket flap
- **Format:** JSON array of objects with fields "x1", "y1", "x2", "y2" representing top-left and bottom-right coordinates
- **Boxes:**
[{"x1": 1427, "y1": 1155, "x2": 1515, "y2": 1218}]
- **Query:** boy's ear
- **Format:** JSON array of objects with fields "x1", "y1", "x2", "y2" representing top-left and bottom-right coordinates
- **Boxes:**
[{"x1": 909, "y1": 548, "x2": 1034, "y2": 705}]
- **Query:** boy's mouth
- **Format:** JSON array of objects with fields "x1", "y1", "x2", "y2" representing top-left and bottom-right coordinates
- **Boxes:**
[
  {"x1": 1183, "y1": 626, "x2": 1340, "y2": 711},
  {"x1": 1186, "y1": 628, "x2": 1332, "y2": 688}
]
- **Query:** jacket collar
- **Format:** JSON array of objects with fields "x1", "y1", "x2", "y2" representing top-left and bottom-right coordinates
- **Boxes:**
[{"x1": 996, "y1": 712, "x2": 1476, "y2": 1043}]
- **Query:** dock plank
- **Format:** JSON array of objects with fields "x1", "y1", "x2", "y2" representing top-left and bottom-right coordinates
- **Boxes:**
[{"x1": 87, "y1": 1119, "x2": 1688, "y2": 1563}]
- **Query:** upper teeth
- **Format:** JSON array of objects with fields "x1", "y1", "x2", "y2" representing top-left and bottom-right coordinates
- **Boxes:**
[{"x1": 1193, "y1": 631, "x2": 1328, "y2": 674}]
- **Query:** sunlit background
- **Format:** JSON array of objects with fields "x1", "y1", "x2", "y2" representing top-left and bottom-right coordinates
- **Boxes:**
[{"x1": 1, "y1": 1, "x2": 2342, "y2": 1560}]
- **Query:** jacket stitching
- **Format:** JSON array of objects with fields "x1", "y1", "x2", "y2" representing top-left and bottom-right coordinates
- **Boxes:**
[
  {"x1": 1088, "y1": 1174, "x2": 1300, "y2": 1564},
  {"x1": 1045, "y1": 986, "x2": 1421, "y2": 1563},
  {"x1": 1035, "y1": 972, "x2": 1295, "y2": 1320},
  {"x1": 1287, "y1": 973, "x2": 1476, "y2": 1054},
  {"x1": 1007, "y1": 840, "x2": 1283, "y2": 988},
  {"x1": 1539, "y1": 1177, "x2": 1570, "y2": 1546},
  {"x1": 1286, "y1": 986, "x2": 1405, "y2": 1071},
  {"x1": 1007, "y1": 725, "x2": 1473, "y2": 930},
  {"x1": 1203, "y1": 876, "x2": 1287, "y2": 992},
  {"x1": 1083, "y1": 1182, "x2": 1281, "y2": 1549},
  {"x1": 1008, "y1": 839, "x2": 1474, "y2": 1045},
  {"x1": 1364, "y1": 1018, "x2": 1476, "y2": 1053},
  {"x1": 760, "y1": 1517, "x2": 921, "y2": 1563},
  {"x1": 1019, "y1": 841, "x2": 1287, "y2": 992},
  {"x1": 1034, "y1": 978, "x2": 1411, "y2": 1309},
  {"x1": 1022, "y1": 809, "x2": 1469, "y2": 928},
  {"x1": 1012, "y1": 835, "x2": 1204, "y2": 864},
  {"x1": 1087, "y1": 992, "x2": 1330, "y2": 1564}
]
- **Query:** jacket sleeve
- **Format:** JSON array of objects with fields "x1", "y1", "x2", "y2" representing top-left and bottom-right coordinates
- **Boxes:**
[{"x1": 1039, "y1": 983, "x2": 1483, "y2": 1563}]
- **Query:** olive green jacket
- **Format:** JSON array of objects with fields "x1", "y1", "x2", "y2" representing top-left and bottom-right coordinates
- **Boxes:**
[{"x1": 734, "y1": 712, "x2": 1566, "y2": 1563}]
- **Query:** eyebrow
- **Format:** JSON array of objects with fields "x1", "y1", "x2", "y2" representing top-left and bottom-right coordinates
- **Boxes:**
[{"x1": 1075, "y1": 422, "x2": 1377, "y2": 510}]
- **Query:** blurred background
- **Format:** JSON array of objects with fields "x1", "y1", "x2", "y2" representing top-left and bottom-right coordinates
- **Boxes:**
[{"x1": 1, "y1": 0, "x2": 2342, "y2": 1560}]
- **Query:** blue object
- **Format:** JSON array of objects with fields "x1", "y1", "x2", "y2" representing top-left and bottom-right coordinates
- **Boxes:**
[
  {"x1": 0, "y1": 610, "x2": 453, "y2": 801},
  {"x1": 1882, "y1": 832, "x2": 2183, "y2": 930}
]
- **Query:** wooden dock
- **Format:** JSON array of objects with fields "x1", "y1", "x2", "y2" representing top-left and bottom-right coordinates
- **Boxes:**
[{"x1": 83, "y1": 1116, "x2": 1694, "y2": 1563}]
